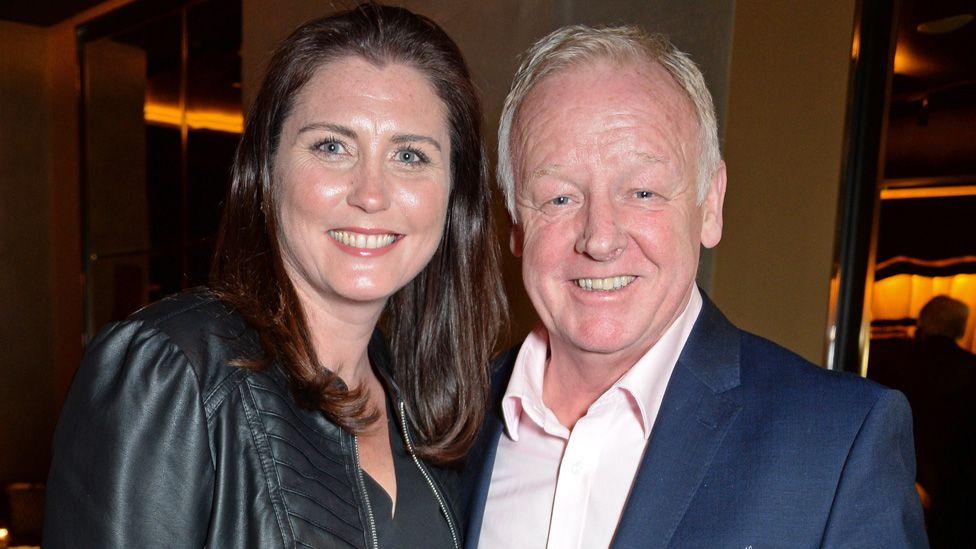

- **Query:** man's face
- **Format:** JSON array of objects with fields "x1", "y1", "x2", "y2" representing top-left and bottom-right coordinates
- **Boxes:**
[{"x1": 511, "y1": 59, "x2": 725, "y2": 363}]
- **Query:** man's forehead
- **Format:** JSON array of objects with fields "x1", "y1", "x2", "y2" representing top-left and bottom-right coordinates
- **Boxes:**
[
  {"x1": 524, "y1": 57, "x2": 688, "y2": 115},
  {"x1": 511, "y1": 58, "x2": 696, "y2": 180}
]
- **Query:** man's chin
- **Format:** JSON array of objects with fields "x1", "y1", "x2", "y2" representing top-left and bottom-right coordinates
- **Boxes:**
[{"x1": 557, "y1": 327, "x2": 658, "y2": 359}]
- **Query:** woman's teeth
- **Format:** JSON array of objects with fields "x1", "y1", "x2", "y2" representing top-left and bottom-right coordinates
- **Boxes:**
[
  {"x1": 328, "y1": 230, "x2": 397, "y2": 249},
  {"x1": 575, "y1": 275, "x2": 636, "y2": 292}
]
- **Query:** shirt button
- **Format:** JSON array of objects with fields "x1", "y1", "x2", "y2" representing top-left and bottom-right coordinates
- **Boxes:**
[{"x1": 571, "y1": 462, "x2": 582, "y2": 474}]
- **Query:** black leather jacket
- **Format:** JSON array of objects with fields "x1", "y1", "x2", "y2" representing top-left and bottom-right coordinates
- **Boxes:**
[{"x1": 44, "y1": 290, "x2": 462, "y2": 548}]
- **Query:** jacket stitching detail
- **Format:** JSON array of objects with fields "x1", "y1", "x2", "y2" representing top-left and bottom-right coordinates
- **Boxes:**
[
  {"x1": 240, "y1": 380, "x2": 296, "y2": 547},
  {"x1": 248, "y1": 384, "x2": 343, "y2": 443},
  {"x1": 278, "y1": 486, "x2": 362, "y2": 529},
  {"x1": 264, "y1": 432, "x2": 345, "y2": 469},
  {"x1": 272, "y1": 458, "x2": 357, "y2": 507},
  {"x1": 257, "y1": 409, "x2": 345, "y2": 462},
  {"x1": 289, "y1": 509, "x2": 364, "y2": 548},
  {"x1": 203, "y1": 368, "x2": 250, "y2": 419}
]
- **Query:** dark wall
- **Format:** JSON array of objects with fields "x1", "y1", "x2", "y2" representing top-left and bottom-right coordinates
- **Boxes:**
[{"x1": 0, "y1": 20, "x2": 57, "y2": 484}]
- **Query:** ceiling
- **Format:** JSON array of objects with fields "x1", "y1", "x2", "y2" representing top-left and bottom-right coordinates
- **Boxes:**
[
  {"x1": 892, "y1": 0, "x2": 976, "y2": 97},
  {"x1": 885, "y1": 0, "x2": 976, "y2": 180},
  {"x1": 0, "y1": 0, "x2": 109, "y2": 26}
]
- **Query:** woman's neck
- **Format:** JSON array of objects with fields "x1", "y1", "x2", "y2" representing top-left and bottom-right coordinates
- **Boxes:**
[{"x1": 291, "y1": 281, "x2": 386, "y2": 389}]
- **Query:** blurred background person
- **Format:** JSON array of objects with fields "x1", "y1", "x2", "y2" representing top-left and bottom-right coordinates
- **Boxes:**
[{"x1": 870, "y1": 295, "x2": 976, "y2": 547}]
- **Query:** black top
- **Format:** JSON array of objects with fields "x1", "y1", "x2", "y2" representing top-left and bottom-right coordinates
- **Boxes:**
[{"x1": 362, "y1": 398, "x2": 456, "y2": 549}]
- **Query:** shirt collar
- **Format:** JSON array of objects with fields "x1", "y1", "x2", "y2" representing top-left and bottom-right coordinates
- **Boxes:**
[
  {"x1": 501, "y1": 326, "x2": 551, "y2": 442},
  {"x1": 501, "y1": 286, "x2": 703, "y2": 442},
  {"x1": 615, "y1": 287, "x2": 702, "y2": 438}
]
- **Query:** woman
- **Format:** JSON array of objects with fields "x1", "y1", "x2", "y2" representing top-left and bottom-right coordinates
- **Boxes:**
[{"x1": 43, "y1": 4, "x2": 506, "y2": 548}]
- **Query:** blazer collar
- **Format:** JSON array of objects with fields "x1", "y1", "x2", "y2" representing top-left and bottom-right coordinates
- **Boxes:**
[
  {"x1": 612, "y1": 292, "x2": 743, "y2": 548},
  {"x1": 462, "y1": 345, "x2": 519, "y2": 549},
  {"x1": 673, "y1": 291, "x2": 741, "y2": 393}
]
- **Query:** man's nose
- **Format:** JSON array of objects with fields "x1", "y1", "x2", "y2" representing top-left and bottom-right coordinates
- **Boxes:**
[
  {"x1": 346, "y1": 161, "x2": 391, "y2": 213},
  {"x1": 575, "y1": 197, "x2": 627, "y2": 261}
]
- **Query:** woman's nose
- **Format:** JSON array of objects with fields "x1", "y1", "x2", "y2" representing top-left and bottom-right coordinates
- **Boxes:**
[{"x1": 346, "y1": 162, "x2": 391, "y2": 213}]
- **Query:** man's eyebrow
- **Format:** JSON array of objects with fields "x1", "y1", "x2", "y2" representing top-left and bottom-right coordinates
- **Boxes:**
[
  {"x1": 298, "y1": 122, "x2": 356, "y2": 138},
  {"x1": 530, "y1": 164, "x2": 565, "y2": 181},
  {"x1": 392, "y1": 133, "x2": 442, "y2": 151},
  {"x1": 630, "y1": 151, "x2": 667, "y2": 164}
]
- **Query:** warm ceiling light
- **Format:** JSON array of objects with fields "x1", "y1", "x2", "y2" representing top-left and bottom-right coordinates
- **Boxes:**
[
  {"x1": 893, "y1": 47, "x2": 927, "y2": 75},
  {"x1": 917, "y1": 14, "x2": 973, "y2": 34},
  {"x1": 144, "y1": 102, "x2": 243, "y2": 133},
  {"x1": 880, "y1": 185, "x2": 976, "y2": 200}
]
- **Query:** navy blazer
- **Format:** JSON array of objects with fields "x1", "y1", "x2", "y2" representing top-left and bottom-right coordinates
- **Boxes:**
[{"x1": 462, "y1": 296, "x2": 927, "y2": 548}]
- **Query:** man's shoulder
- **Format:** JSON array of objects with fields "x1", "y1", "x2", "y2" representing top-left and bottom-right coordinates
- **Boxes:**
[{"x1": 737, "y1": 329, "x2": 891, "y2": 416}]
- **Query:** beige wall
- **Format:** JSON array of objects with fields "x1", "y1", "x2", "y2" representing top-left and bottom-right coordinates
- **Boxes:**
[
  {"x1": 242, "y1": 0, "x2": 735, "y2": 345},
  {"x1": 711, "y1": 0, "x2": 856, "y2": 364}
]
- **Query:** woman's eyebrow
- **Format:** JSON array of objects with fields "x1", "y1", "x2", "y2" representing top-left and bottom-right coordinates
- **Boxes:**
[
  {"x1": 392, "y1": 133, "x2": 442, "y2": 151},
  {"x1": 298, "y1": 122, "x2": 356, "y2": 138}
]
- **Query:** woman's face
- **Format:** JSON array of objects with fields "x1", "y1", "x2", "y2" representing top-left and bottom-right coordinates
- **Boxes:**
[{"x1": 273, "y1": 56, "x2": 451, "y2": 309}]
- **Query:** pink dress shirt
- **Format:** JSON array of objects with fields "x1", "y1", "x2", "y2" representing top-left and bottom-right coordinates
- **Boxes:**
[{"x1": 478, "y1": 287, "x2": 703, "y2": 549}]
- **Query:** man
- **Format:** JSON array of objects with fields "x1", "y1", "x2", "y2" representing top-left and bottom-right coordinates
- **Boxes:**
[
  {"x1": 869, "y1": 296, "x2": 976, "y2": 547},
  {"x1": 462, "y1": 25, "x2": 926, "y2": 548}
]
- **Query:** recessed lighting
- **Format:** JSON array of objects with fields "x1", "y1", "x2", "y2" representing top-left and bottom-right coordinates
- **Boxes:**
[{"x1": 917, "y1": 14, "x2": 973, "y2": 34}]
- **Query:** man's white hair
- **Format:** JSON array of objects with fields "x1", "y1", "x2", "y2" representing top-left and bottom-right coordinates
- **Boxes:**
[{"x1": 498, "y1": 25, "x2": 721, "y2": 221}]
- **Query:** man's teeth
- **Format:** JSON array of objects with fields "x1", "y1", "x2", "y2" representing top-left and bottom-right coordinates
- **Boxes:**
[
  {"x1": 328, "y1": 230, "x2": 397, "y2": 249},
  {"x1": 575, "y1": 275, "x2": 636, "y2": 292}
]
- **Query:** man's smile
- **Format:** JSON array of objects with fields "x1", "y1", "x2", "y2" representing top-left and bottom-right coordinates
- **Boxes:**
[{"x1": 573, "y1": 275, "x2": 637, "y2": 292}]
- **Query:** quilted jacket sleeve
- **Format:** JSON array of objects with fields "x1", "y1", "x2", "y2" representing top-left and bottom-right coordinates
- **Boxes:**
[{"x1": 44, "y1": 320, "x2": 215, "y2": 548}]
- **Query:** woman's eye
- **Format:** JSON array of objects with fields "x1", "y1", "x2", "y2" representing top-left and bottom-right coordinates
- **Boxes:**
[
  {"x1": 317, "y1": 140, "x2": 346, "y2": 155},
  {"x1": 395, "y1": 148, "x2": 428, "y2": 165}
]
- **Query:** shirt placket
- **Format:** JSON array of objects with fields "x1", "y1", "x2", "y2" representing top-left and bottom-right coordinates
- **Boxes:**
[{"x1": 545, "y1": 408, "x2": 605, "y2": 549}]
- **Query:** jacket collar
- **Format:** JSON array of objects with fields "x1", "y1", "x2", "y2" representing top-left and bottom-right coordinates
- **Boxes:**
[{"x1": 611, "y1": 292, "x2": 743, "y2": 548}]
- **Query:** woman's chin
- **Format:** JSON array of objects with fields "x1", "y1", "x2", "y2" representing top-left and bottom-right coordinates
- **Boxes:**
[{"x1": 324, "y1": 282, "x2": 401, "y2": 306}]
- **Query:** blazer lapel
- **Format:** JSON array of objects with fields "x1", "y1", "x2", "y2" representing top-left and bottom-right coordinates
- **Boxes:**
[
  {"x1": 462, "y1": 347, "x2": 519, "y2": 549},
  {"x1": 612, "y1": 296, "x2": 743, "y2": 549}
]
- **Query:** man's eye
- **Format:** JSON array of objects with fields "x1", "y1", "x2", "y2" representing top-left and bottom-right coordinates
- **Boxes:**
[
  {"x1": 634, "y1": 190, "x2": 656, "y2": 199},
  {"x1": 549, "y1": 196, "x2": 571, "y2": 206}
]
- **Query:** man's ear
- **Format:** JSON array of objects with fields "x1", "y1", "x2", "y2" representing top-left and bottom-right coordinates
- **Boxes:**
[
  {"x1": 700, "y1": 160, "x2": 726, "y2": 249},
  {"x1": 510, "y1": 224, "x2": 524, "y2": 258}
]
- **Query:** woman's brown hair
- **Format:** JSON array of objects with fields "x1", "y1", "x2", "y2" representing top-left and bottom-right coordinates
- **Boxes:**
[{"x1": 211, "y1": 3, "x2": 507, "y2": 464}]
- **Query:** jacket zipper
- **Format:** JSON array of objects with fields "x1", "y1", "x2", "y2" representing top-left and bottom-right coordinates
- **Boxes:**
[
  {"x1": 397, "y1": 400, "x2": 461, "y2": 549},
  {"x1": 352, "y1": 434, "x2": 380, "y2": 549}
]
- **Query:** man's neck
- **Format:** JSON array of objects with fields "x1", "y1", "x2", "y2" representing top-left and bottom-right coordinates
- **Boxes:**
[
  {"x1": 541, "y1": 351, "x2": 636, "y2": 430},
  {"x1": 539, "y1": 286, "x2": 699, "y2": 430}
]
